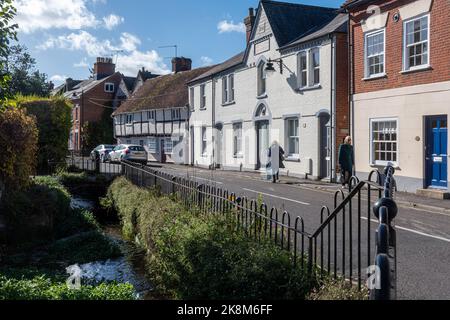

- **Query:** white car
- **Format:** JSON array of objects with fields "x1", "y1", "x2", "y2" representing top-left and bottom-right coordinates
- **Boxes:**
[{"x1": 107, "y1": 144, "x2": 148, "y2": 165}]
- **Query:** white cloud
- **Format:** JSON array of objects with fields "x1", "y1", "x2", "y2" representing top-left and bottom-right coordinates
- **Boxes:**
[
  {"x1": 200, "y1": 56, "x2": 213, "y2": 66},
  {"x1": 39, "y1": 31, "x2": 170, "y2": 77},
  {"x1": 103, "y1": 14, "x2": 124, "y2": 30},
  {"x1": 217, "y1": 20, "x2": 245, "y2": 34},
  {"x1": 14, "y1": 0, "x2": 100, "y2": 33},
  {"x1": 50, "y1": 74, "x2": 67, "y2": 84},
  {"x1": 74, "y1": 57, "x2": 89, "y2": 68}
]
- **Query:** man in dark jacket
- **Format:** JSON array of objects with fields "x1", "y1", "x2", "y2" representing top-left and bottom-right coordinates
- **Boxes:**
[{"x1": 338, "y1": 136, "x2": 354, "y2": 188}]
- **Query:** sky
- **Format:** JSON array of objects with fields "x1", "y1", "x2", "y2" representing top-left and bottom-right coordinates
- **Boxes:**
[{"x1": 13, "y1": 0, "x2": 344, "y2": 85}]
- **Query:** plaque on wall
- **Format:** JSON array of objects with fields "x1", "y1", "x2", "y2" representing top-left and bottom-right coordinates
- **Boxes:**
[{"x1": 254, "y1": 39, "x2": 270, "y2": 55}]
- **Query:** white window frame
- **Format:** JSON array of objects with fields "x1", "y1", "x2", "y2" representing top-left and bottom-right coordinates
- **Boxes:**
[
  {"x1": 298, "y1": 47, "x2": 321, "y2": 89},
  {"x1": 229, "y1": 74, "x2": 235, "y2": 102},
  {"x1": 201, "y1": 126, "x2": 207, "y2": 157},
  {"x1": 370, "y1": 117, "x2": 399, "y2": 167},
  {"x1": 233, "y1": 122, "x2": 243, "y2": 157},
  {"x1": 126, "y1": 114, "x2": 133, "y2": 125},
  {"x1": 171, "y1": 109, "x2": 181, "y2": 120},
  {"x1": 104, "y1": 82, "x2": 115, "y2": 93},
  {"x1": 148, "y1": 137, "x2": 157, "y2": 153},
  {"x1": 310, "y1": 48, "x2": 320, "y2": 86},
  {"x1": 257, "y1": 61, "x2": 266, "y2": 96},
  {"x1": 222, "y1": 76, "x2": 228, "y2": 104},
  {"x1": 164, "y1": 138, "x2": 173, "y2": 154},
  {"x1": 364, "y1": 28, "x2": 386, "y2": 78},
  {"x1": 403, "y1": 14, "x2": 430, "y2": 72},
  {"x1": 285, "y1": 118, "x2": 300, "y2": 159},
  {"x1": 298, "y1": 51, "x2": 308, "y2": 89},
  {"x1": 200, "y1": 84, "x2": 206, "y2": 109},
  {"x1": 189, "y1": 87, "x2": 195, "y2": 111}
]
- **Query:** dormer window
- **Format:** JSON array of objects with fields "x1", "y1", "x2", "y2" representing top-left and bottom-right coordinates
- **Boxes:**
[{"x1": 105, "y1": 83, "x2": 115, "y2": 93}]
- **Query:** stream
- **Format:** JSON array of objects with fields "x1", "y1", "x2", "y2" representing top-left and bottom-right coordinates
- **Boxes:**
[{"x1": 71, "y1": 196, "x2": 154, "y2": 300}]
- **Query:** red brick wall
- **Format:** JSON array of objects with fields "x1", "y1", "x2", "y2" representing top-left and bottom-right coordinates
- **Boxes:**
[
  {"x1": 335, "y1": 32, "x2": 350, "y2": 152},
  {"x1": 349, "y1": 0, "x2": 450, "y2": 94}
]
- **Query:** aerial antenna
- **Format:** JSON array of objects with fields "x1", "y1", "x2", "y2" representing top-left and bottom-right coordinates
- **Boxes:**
[
  {"x1": 112, "y1": 50, "x2": 125, "y2": 65},
  {"x1": 158, "y1": 45, "x2": 178, "y2": 59}
]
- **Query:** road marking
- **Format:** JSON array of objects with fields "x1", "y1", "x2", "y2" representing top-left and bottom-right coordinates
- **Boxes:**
[
  {"x1": 242, "y1": 188, "x2": 310, "y2": 206},
  {"x1": 361, "y1": 217, "x2": 450, "y2": 243},
  {"x1": 192, "y1": 176, "x2": 223, "y2": 185}
]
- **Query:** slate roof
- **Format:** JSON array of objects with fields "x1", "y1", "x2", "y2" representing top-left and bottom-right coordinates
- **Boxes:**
[
  {"x1": 112, "y1": 66, "x2": 215, "y2": 116},
  {"x1": 62, "y1": 72, "x2": 121, "y2": 99},
  {"x1": 188, "y1": 52, "x2": 245, "y2": 84},
  {"x1": 122, "y1": 76, "x2": 137, "y2": 92},
  {"x1": 260, "y1": 0, "x2": 339, "y2": 47},
  {"x1": 341, "y1": 0, "x2": 371, "y2": 9},
  {"x1": 280, "y1": 13, "x2": 348, "y2": 50}
]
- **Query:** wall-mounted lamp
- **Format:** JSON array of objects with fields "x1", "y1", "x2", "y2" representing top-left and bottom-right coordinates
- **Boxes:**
[{"x1": 265, "y1": 58, "x2": 284, "y2": 75}]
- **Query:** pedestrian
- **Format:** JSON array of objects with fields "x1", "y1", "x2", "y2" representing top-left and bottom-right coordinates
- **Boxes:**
[
  {"x1": 267, "y1": 141, "x2": 285, "y2": 183},
  {"x1": 338, "y1": 136, "x2": 354, "y2": 188}
]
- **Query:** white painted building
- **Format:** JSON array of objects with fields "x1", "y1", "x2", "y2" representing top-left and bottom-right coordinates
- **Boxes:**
[{"x1": 188, "y1": 1, "x2": 350, "y2": 180}]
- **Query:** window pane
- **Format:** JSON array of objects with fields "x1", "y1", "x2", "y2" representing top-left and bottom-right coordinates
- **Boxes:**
[{"x1": 372, "y1": 120, "x2": 398, "y2": 164}]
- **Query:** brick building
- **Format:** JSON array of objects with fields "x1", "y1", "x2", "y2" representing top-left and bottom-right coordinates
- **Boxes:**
[{"x1": 343, "y1": 0, "x2": 450, "y2": 194}]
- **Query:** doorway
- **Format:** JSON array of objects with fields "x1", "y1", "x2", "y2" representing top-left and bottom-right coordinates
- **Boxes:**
[
  {"x1": 425, "y1": 115, "x2": 448, "y2": 189},
  {"x1": 256, "y1": 120, "x2": 270, "y2": 169},
  {"x1": 319, "y1": 113, "x2": 331, "y2": 179},
  {"x1": 160, "y1": 139, "x2": 166, "y2": 164},
  {"x1": 215, "y1": 124, "x2": 223, "y2": 168}
]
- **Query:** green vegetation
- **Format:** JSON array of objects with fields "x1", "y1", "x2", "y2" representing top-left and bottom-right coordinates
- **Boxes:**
[
  {"x1": 307, "y1": 279, "x2": 369, "y2": 300},
  {"x1": 0, "y1": 0, "x2": 18, "y2": 103},
  {"x1": 82, "y1": 107, "x2": 115, "y2": 154}
]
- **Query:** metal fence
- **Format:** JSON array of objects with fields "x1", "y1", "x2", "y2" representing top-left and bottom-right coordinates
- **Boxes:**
[{"x1": 68, "y1": 157, "x2": 398, "y2": 300}]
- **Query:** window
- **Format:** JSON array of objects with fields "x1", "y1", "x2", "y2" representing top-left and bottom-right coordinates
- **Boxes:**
[
  {"x1": 139, "y1": 140, "x2": 144, "y2": 147},
  {"x1": 74, "y1": 106, "x2": 79, "y2": 122},
  {"x1": 200, "y1": 84, "x2": 206, "y2": 109},
  {"x1": 286, "y1": 118, "x2": 299, "y2": 158},
  {"x1": 105, "y1": 83, "x2": 115, "y2": 93},
  {"x1": 189, "y1": 87, "x2": 195, "y2": 110},
  {"x1": 404, "y1": 15, "x2": 429, "y2": 71},
  {"x1": 311, "y1": 48, "x2": 320, "y2": 85},
  {"x1": 365, "y1": 29, "x2": 385, "y2": 77},
  {"x1": 201, "y1": 127, "x2": 207, "y2": 156},
  {"x1": 148, "y1": 138, "x2": 157, "y2": 153},
  {"x1": 222, "y1": 76, "x2": 228, "y2": 104},
  {"x1": 126, "y1": 114, "x2": 133, "y2": 124},
  {"x1": 233, "y1": 123, "x2": 243, "y2": 157},
  {"x1": 171, "y1": 109, "x2": 181, "y2": 120},
  {"x1": 148, "y1": 111, "x2": 156, "y2": 120},
  {"x1": 371, "y1": 119, "x2": 398, "y2": 166},
  {"x1": 164, "y1": 138, "x2": 173, "y2": 154},
  {"x1": 299, "y1": 52, "x2": 308, "y2": 88},
  {"x1": 257, "y1": 61, "x2": 266, "y2": 96},
  {"x1": 222, "y1": 74, "x2": 235, "y2": 105}
]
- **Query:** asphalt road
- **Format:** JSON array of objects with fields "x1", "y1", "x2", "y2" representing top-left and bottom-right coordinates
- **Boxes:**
[
  {"x1": 152, "y1": 164, "x2": 450, "y2": 300},
  {"x1": 86, "y1": 159, "x2": 450, "y2": 299}
]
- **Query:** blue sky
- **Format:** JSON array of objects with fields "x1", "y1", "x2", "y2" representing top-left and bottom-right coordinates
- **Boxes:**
[{"x1": 13, "y1": 0, "x2": 343, "y2": 84}]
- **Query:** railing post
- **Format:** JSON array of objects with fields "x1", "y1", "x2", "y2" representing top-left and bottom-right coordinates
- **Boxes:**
[
  {"x1": 197, "y1": 184, "x2": 204, "y2": 208},
  {"x1": 307, "y1": 237, "x2": 314, "y2": 278},
  {"x1": 171, "y1": 177, "x2": 177, "y2": 195}
]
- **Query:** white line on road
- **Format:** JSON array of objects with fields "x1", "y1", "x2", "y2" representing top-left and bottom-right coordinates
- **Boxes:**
[
  {"x1": 243, "y1": 188, "x2": 310, "y2": 206},
  {"x1": 361, "y1": 217, "x2": 450, "y2": 243}
]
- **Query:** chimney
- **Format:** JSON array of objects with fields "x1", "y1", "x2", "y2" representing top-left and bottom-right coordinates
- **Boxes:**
[
  {"x1": 171, "y1": 57, "x2": 192, "y2": 73},
  {"x1": 244, "y1": 8, "x2": 256, "y2": 44},
  {"x1": 94, "y1": 57, "x2": 116, "y2": 80}
]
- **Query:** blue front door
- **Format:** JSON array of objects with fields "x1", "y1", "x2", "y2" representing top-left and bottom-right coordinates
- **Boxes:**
[{"x1": 426, "y1": 116, "x2": 448, "y2": 189}]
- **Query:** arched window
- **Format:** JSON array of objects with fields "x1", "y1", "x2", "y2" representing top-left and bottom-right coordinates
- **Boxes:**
[
  {"x1": 256, "y1": 104, "x2": 267, "y2": 118},
  {"x1": 257, "y1": 61, "x2": 266, "y2": 96}
]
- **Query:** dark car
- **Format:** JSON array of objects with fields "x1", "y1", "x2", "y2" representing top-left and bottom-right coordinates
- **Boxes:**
[{"x1": 90, "y1": 145, "x2": 115, "y2": 163}]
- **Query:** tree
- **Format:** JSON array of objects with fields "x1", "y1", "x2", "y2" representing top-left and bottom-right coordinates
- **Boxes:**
[
  {"x1": 2, "y1": 45, "x2": 53, "y2": 97},
  {"x1": 0, "y1": 0, "x2": 18, "y2": 103},
  {"x1": 81, "y1": 108, "x2": 115, "y2": 153}
]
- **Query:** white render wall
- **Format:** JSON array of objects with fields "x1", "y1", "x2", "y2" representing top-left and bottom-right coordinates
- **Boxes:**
[
  {"x1": 353, "y1": 81, "x2": 450, "y2": 192},
  {"x1": 189, "y1": 7, "x2": 335, "y2": 179}
]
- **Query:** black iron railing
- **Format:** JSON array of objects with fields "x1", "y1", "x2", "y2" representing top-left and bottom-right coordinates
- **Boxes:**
[{"x1": 66, "y1": 156, "x2": 398, "y2": 300}]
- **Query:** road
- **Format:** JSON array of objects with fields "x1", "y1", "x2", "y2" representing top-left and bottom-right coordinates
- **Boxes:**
[{"x1": 150, "y1": 164, "x2": 450, "y2": 300}]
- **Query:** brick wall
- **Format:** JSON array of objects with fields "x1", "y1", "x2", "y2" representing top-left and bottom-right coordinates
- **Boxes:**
[
  {"x1": 335, "y1": 32, "x2": 350, "y2": 152},
  {"x1": 350, "y1": 0, "x2": 450, "y2": 94}
]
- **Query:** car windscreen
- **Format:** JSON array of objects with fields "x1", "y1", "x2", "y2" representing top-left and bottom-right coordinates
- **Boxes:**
[
  {"x1": 105, "y1": 145, "x2": 115, "y2": 150},
  {"x1": 129, "y1": 146, "x2": 145, "y2": 152}
]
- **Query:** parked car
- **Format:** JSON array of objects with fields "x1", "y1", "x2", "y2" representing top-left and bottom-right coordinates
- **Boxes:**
[
  {"x1": 90, "y1": 145, "x2": 116, "y2": 163},
  {"x1": 107, "y1": 144, "x2": 148, "y2": 165}
]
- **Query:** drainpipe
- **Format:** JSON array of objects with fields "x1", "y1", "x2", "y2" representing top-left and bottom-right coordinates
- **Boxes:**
[
  {"x1": 211, "y1": 77, "x2": 216, "y2": 170},
  {"x1": 347, "y1": 10, "x2": 355, "y2": 175},
  {"x1": 330, "y1": 34, "x2": 337, "y2": 183}
]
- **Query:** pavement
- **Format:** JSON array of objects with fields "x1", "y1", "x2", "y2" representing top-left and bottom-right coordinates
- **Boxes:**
[{"x1": 153, "y1": 163, "x2": 450, "y2": 300}]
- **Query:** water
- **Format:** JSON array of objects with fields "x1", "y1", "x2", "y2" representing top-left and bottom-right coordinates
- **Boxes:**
[{"x1": 70, "y1": 195, "x2": 154, "y2": 300}]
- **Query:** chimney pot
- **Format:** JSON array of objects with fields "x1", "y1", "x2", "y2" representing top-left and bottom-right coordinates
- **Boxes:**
[
  {"x1": 244, "y1": 7, "x2": 256, "y2": 44},
  {"x1": 94, "y1": 57, "x2": 115, "y2": 80}
]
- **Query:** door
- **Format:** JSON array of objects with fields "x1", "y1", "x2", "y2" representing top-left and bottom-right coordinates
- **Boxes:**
[
  {"x1": 160, "y1": 139, "x2": 166, "y2": 164},
  {"x1": 256, "y1": 121, "x2": 270, "y2": 169},
  {"x1": 425, "y1": 115, "x2": 448, "y2": 189},
  {"x1": 319, "y1": 114, "x2": 331, "y2": 179}
]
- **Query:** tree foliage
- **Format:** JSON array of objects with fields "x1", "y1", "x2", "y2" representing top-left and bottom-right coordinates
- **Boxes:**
[
  {"x1": 0, "y1": 106, "x2": 38, "y2": 190},
  {"x1": 0, "y1": 0, "x2": 18, "y2": 102},
  {"x1": 15, "y1": 96, "x2": 72, "y2": 172},
  {"x1": 81, "y1": 107, "x2": 115, "y2": 153},
  {"x1": 2, "y1": 45, "x2": 53, "y2": 97}
]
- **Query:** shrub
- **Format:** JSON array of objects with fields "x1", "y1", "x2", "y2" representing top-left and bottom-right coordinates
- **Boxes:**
[
  {"x1": 106, "y1": 177, "x2": 314, "y2": 300},
  {"x1": 0, "y1": 274, "x2": 136, "y2": 300},
  {"x1": 307, "y1": 279, "x2": 369, "y2": 300},
  {"x1": 14, "y1": 96, "x2": 72, "y2": 173},
  {"x1": 0, "y1": 105, "x2": 38, "y2": 190}
]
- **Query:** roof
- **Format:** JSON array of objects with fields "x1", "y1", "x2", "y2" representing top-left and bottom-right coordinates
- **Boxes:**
[
  {"x1": 122, "y1": 76, "x2": 137, "y2": 91},
  {"x1": 280, "y1": 13, "x2": 348, "y2": 50},
  {"x1": 113, "y1": 66, "x2": 215, "y2": 116},
  {"x1": 341, "y1": 0, "x2": 372, "y2": 10},
  {"x1": 188, "y1": 52, "x2": 245, "y2": 84},
  {"x1": 62, "y1": 72, "x2": 120, "y2": 98},
  {"x1": 260, "y1": 0, "x2": 339, "y2": 47}
]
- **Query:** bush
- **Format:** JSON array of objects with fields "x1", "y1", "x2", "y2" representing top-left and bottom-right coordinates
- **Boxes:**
[
  {"x1": 307, "y1": 279, "x2": 369, "y2": 300},
  {"x1": 0, "y1": 274, "x2": 136, "y2": 300},
  {"x1": 0, "y1": 105, "x2": 38, "y2": 190},
  {"x1": 106, "y1": 177, "x2": 314, "y2": 300},
  {"x1": 14, "y1": 96, "x2": 72, "y2": 173}
]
